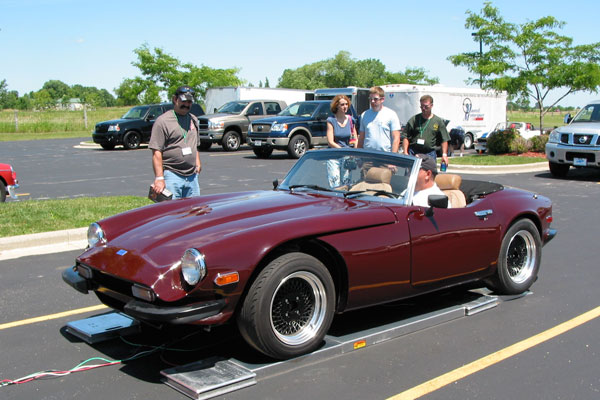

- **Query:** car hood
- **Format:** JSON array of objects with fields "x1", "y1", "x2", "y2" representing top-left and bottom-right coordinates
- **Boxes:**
[
  {"x1": 252, "y1": 115, "x2": 313, "y2": 124},
  {"x1": 558, "y1": 121, "x2": 600, "y2": 134},
  {"x1": 77, "y1": 190, "x2": 396, "y2": 299},
  {"x1": 201, "y1": 113, "x2": 240, "y2": 120},
  {"x1": 96, "y1": 118, "x2": 133, "y2": 125}
]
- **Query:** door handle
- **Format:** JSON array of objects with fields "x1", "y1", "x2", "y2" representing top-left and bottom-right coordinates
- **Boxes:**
[{"x1": 474, "y1": 209, "x2": 493, "y2": 219}]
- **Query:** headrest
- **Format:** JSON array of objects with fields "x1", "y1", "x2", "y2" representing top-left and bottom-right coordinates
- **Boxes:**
[
  {"x1": 365, "y1": 167, "x2": 392, "y2": 184},
  {"x1": 435, "y1": 174, "x2": 462, "y2": 190}
]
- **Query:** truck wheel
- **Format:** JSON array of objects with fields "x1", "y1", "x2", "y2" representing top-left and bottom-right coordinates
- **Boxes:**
[
  {"x1": 222, "y1": 131, "x2": 241, "y2": 151},
  {"x1": 0, "y1": 181, "x2": 6, "y2": 202},
  {"x1": 123, "y1": 131, "x2": 141, "y2": 150},
  {"x1": 549, "y1": 162, "x2": 569, "y2": 178},
  {"x1": 288, "y1": 135, "x2": 309, "y2": 159},
  {"x1": 237, "y1": 252, "x2": 335, "y2": 360},
  {"x1": 199, "y1": 141, "x2": 212, "y2": 151},
  {"x1": 463, "y1": 133, "x2": 474, "y2": 149},
  {"x1": 100, "y1": 143, "x2": 115, "y2": 150},
  {"x1": 253, "y1": 147, "x2": 273, "y2": 159}
]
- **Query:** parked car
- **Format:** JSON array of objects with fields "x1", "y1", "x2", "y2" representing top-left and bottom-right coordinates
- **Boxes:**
[
  {"x1": 93, "y1": 103, "x2": 205, "y2": 150},
  {"x1": 546, "y1": 100, "x2": 600, "y2": 177},
  {"x1": 247, "y1": 100, "x2": 358, "y2": 159},
  {"x1": 0, "y1": 163, "x2": 19, "y2": 202},
  {"x1": 198, "y1": 100, "x2": 286, "y2": 151},
  {"x1": 63, "y1": 148, "x2": 556, "y2": 360},
  {"x1": 475, "y1": 122, "x2": 542, "y2": 153}
]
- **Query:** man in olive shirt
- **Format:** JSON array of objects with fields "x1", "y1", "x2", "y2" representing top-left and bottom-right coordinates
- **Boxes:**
[
  {"x1": 401, "y1": 95, "x2": 450, "y2": 166},
  {"x1": 149, "y1": 86, "x2": 202, "y2": 199}
]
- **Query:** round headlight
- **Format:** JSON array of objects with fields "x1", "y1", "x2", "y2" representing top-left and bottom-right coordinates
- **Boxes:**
[
  {"x1": 181, "y1": 248, "x2": 206, "y2": 286},
  {"x1": 87, "y1": 222, "x2": 106, "y2": 247},
  {"x1": 548, "y1": 129, "x2": 560, "y2": 143}
]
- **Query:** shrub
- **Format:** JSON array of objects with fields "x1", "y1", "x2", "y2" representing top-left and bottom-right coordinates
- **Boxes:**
[
  {"x1": 530, "y1": 134, "x2": 549, "y2": 152},
  {"x1": 487, "y1": 129, "x2": 517, "y2": 154},
  {"x1": 509, "y1": 136, "x2": 531, "y2": 154}
]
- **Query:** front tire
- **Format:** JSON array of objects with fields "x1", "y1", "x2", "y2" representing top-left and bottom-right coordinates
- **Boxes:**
[
  {"x1": 237, "y1": 253, "x2": 335, "y2": 360},
  {"x1": 549, "y1": 162, "x2": 569, "y2": 178},
  {"x1": 100, "y1": 143, "x2": 115, "y2": 150},
  {"x1": 198, "y1": 141, "x2": 212, "y2": 151},
  {"x1": 123, "y1": 131, "x2": 141, "y2": 150},
  {"x1": 486, "y1": 219, "x2": 541, "y2": 295},
  {"x1": 463, "y1": 133, "x2": 474, "y2": 149},
  {"x1": 0, "y1": 181, "x2": 6, "y2": 202},
  {"x1": 288, "y1": 135, "x2": 309, "y2": 159},
  {"x1": 222, "y1": 131, "x2": 241, "y2": 151}
]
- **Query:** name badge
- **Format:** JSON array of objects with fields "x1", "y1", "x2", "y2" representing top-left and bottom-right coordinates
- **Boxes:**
[
  {"x1": 182, "y1": 147, "x2": 192, "y2": 155},
  {"x1": 417, "y1": 138, "x2": 425, "y2": 145}
]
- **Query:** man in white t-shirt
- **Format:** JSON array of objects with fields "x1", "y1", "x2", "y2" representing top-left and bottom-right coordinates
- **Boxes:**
[
  {"x1": 358, "y1": 86, "x2": 401, "y2": 152},
  {"x1": 412, "y1": 154, "x2": 450, "y2": 208}
]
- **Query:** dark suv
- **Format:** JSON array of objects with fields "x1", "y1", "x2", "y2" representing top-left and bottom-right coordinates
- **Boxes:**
[
  {"x1": 93, "y1": 103, "x2": 205, "y2": 150},
  {"x1": 247, "y1": 100, "x2": 341, "y2": 159}
]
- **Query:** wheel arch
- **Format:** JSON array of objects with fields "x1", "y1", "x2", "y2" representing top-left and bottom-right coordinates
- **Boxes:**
[
  {"x1": 235, "y1": 237, "x2": 348, "y2": 318},
  {"x1": 288, "y1": 127, "x2": 312, "y2": 142},
  {"x1": 504, "y1": 212, "x2": 543, "y2": 239}
]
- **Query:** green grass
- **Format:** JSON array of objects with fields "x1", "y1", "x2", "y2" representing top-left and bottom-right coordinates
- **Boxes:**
[
  {"x1": 507, "y1": 110, "x2": 565, "y2": 129},
  {"x1": 1, "y1": 196, "x2": 153, "y2": 237},
  {"x1": 0, "y1": 107, "x2": 129, "y2": 139},
  {"x1": 449, "y1": 155, "x2": 546, "y2": 165}
]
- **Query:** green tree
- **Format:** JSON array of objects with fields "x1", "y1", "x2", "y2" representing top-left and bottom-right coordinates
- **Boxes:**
[
  {"x1": 277, "y1": 51, "x2": 438, "y2": 89},
  {"x1": 448, "y1": 1, "x2": 600, "y2": 132},
  {"x1": 32, "y1": 89, "x2": 55, "y2": 110},
  {"x1": 121, "y1": 44, "x2": 243, "y2": 104},
  {"x1": 0, "y1": 79, "x2": 19, "y2": 109},
  {"x1": 42, "y1": 80, "x2": 71, "y2": 100}
]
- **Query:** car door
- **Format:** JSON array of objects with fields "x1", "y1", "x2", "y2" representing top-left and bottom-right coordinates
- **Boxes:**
[
  {"x1": 406, "y1": 202, "x2": 502, "y2": 287},
  {"x1": 142, "y1": 106, "x2": 164, "y2": 141},
  {"x1": 308, "y1": 104, "x2": 331, "y2": 146}
]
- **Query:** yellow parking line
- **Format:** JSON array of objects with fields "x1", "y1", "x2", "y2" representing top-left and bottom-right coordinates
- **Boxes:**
[
  {"x1": 0, "y1": 304, "x2": 107, "y2": 331},
  {"x1": 209, "y1": 151, "x2": 254, "y2": 157},
  {"x1": 388, "y1": 305, "x2": 600, "y2": 400}
]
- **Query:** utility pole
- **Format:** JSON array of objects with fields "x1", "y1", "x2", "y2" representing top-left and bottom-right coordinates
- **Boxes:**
[{"x1": 471, "y1": 32, "x2": 483, "y2": 89}]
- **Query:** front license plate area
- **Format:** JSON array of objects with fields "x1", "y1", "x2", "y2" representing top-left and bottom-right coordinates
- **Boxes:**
[
  {"x1": 254, "y1": 140, "x2": 262, "y2": 146},
  {"x1": 573, "y1": 157, "x2": 587, "y2": 166}
]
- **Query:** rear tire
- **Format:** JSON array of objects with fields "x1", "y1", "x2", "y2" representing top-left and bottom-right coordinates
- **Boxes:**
[
  {"x1": 486, "y1": 219, "x2": 541, "y2": 295},
  {"x1": 549, "y1": 162, "x2": 569, "y2": 178},
  {"x1": 123, "y1": 131, "x2": 141, "y2": 150},
  {"x1": 253, "y1": 147, "x2": 273, "y2": 159},
  {"x1": 237, "y1": 253, "x2": 335, "y2": 360}
]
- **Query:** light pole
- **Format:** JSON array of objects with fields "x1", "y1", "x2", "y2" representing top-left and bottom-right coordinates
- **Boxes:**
[{"x1": 471, "y1": 32, "x2": 483, "y2": 88}]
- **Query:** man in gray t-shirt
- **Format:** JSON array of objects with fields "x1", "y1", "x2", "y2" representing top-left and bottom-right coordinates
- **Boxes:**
[{"x1": 149, "y1": 86, "x2": 202, "y2": 199}]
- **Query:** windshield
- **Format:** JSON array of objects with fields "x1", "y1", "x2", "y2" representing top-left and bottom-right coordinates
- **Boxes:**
[
  {"x1": 279, "y1": 149, "x2": 420, "y2": 205},
  {"x1": 217, "y1": 101, "x2": 249, "y2": 114},
  {"x1": 122, "y1": 106, "x2": 150, "y2": 119},
  {"x1": 572, "y1": 104, "x2": 600, "y2": 123},
  {"x1": 279, "y1": 102, "x2": 320, "y2": 117}
]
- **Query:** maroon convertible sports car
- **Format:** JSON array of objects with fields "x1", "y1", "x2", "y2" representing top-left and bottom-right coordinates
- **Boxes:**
[{"x1": 63, "y1": 148, "x2": 556, "y2": 360}]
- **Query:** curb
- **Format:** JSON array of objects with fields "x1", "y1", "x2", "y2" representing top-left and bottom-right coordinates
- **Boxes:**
[
  {"x1": 446, "y1": 161, "x2": 548, "y2": 175},
  {"x1": 0, "y1": 228, "x2": 87, "y2": 261}
]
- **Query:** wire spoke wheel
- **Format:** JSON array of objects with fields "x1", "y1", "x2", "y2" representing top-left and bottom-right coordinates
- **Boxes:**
[{"x1": 506, "y1": 230, "x2": 537, "y2": 284}]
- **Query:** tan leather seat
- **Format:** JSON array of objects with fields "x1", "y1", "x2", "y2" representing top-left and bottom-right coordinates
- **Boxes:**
[
  {"x1": 349, "y1": 167, "x2": 393, "y2": 195},
  {"x1": 435, "y1": 174, "x2": 466, "y2": 208}
]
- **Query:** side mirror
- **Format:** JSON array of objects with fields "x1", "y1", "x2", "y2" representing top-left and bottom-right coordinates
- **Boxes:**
[
  {"x1": 425, "y1": 194, "x2": 449, "y2": 217},
  {"x1": 273, "y1": 179, "x2": 279, "y2": 190},
  {"x1": 564, "y1": 113, "x2": 572, "y2": 124}
]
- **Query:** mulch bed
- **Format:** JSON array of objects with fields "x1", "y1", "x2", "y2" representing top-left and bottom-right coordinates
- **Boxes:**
[{"x1": 507, "y1": 151, "x2": 546, "y2": 158}]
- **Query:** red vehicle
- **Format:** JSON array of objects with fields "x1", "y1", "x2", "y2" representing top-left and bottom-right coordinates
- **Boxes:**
[
  {"x1": 0, "y1": 163, "x2": 19, "y2": 202},
  {"x1": 63, "y1": 149, "x2": 556, "y2": 360}
]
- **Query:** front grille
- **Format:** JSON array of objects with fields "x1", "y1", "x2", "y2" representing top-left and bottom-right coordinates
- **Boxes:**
[
  {"x1": 251, "y1": 123, "x2": 272, "y2": 134},
  {"x1": 566, "y1": 152, "x2": 595, "y2": 162},
  {"x1": 573, "y1": 134, "x2": 594, "y2": 145},
  {"x1": 95, "y1": 124, "x2": 108, "y2": 134},
  {"x1": 198, "y1": 118, "x2": 209, "y2": 130},
  {"x1": 560, "y1": 134, "x2": 569, "y2": 144}
]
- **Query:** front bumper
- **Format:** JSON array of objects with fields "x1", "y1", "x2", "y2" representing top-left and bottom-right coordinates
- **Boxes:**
[
  {"x1": 92, "y1": 132, "x2": 121, "y2": 145},
  {"x1": 62, "y1": 266, "x2": 226, "y2": 325},
  {"x1": 247, "y1": 135, "x2": 290, "y2": 148},
  {"x1": 199, "y1": 129, "x2": 224, "y2": 142},
  {"x1": 545, "y1": 143, "x2": 600, "y2": 167}
]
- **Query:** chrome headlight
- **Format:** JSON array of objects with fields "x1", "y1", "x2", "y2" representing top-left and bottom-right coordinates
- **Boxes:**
[
  {"x1": 181, "y1": 248, "x2": 206, "y2": 286},
  {"x1": 548, "y1": 129, "x2": 560, "y2": 143},
  {"x1": 87, "y1": 222, "x2": 106, "y2": 247},
  {"x1": 107, "y1": 124, "x2": 120, "y2": 132},
  {"x1": 208, "y1": 120, "x2": 224, "y2": 130},
  {"x1": 271, "y1": 122, "x2": 288, "y2": 132}
]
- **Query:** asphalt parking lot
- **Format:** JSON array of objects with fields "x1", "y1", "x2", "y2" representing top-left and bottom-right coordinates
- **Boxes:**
[{"x1": 1, "y1": 138, "x2": 600, "y2": 399}]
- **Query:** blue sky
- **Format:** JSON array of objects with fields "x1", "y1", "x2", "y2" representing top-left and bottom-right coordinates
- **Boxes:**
[{"x1": 1, "y1": 0, "x2": 597, "y2": 106}]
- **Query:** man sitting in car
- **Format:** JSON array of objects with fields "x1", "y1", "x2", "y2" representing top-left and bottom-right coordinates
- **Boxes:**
[{"x1": 412, "y1": 154, "x2": 449, "y2": 208}]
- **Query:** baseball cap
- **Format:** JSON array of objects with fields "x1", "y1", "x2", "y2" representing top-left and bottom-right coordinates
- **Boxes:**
[
  {"x1": 175, "y1": 86, "x2": 195, "y2": 102},
  {"x1": 416, "y1": 154, "x2": 438, "y2": 175}
]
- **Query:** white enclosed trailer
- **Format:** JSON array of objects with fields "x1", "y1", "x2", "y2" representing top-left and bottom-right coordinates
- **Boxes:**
[
  {"x1": 380, "y1": 84, "x2": 507, "y2": 149},
  {"x1": 204, "y1": 87, "x2": 313, "y2": 115}
]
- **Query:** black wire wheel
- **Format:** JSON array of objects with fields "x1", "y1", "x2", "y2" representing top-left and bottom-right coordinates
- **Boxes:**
[
  {"x1": 237, "y1": 252, "x2": 335, "y2": 360},
  {"x1": 486, "y1": 219, "x2": 542, "y2": 295}
]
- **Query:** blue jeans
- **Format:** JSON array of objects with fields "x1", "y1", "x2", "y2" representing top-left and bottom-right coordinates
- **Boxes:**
[
  {"x1": 164, "y1": 170, "x2": 200, "y2": 199},
  {"x1": 408, "y1": 147, "x2": 437, "y2": 160}
]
